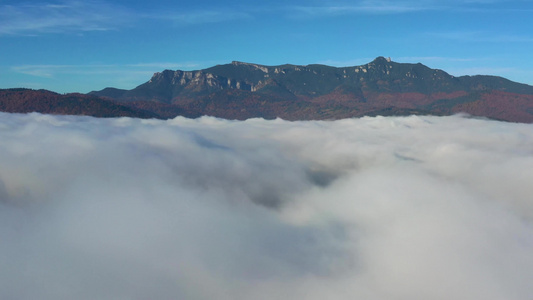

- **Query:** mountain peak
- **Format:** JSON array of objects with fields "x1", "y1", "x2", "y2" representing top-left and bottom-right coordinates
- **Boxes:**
[{"x1": 371, "y1": 56, "x2": 392, "y2": 64}]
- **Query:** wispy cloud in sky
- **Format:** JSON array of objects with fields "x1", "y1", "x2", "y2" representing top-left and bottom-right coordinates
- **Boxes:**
[
  {"x1": 147, "y1": 10, "x2": 252, "y2": 25},
  {"x1": 288, "y1": 0, "x2": 531, "y2": 17},
  {"x1": 9, "y1": 62, "x2": 206, "y2": 92},
  {"x1": 10, "y1": 64, "x2": 147, "y2": 79},
  {"x1": 0, "y1": 1, "x2": 251, "y2": 36},
  {"x1": 289, "y1": 1, "x2": 429, "y2": 17},
  {"x1": 0, "y1": 1, "x2": 132, "y2": 35},
  {"x1": 1, "y1": 0, "x2": 527, "y2": 36},
  {"x1": 431, "y1": 31, "x2": 533, "y2": 43},
  {"x1": 11, "y1": 62, "x2": 203, "y2": 79}
]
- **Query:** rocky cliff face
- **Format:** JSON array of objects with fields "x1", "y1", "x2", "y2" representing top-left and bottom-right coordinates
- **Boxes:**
[{"x1": 149, "y1": 69, "x2": 255, "y2": 92}]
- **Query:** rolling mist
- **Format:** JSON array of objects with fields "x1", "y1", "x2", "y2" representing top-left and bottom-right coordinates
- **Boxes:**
[{"x1": 1, "y1": 112, "x2": 532, "y2": 299}]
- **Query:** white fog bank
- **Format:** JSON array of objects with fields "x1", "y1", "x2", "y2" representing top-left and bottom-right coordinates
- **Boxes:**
[{"x1": 0, "y1": 113, "x2": 532, "y2": 299}]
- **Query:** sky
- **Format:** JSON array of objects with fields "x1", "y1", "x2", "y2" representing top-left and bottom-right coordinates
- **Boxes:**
[
  {"x1": 1, "y1": 0, "x2": 533, "y2": 93},
  {"x1": 1, "y1": 112, "x2": 533, "y2": 299}
]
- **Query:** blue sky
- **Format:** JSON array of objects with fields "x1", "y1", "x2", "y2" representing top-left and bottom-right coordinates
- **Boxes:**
[{"x1": 1, "y1": 0, "x2": 532, "y2": 93}]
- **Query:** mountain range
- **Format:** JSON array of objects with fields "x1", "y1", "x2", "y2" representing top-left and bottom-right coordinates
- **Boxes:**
[{"x1": 3, "y1": 57, "x2": 533, "y2": 122}]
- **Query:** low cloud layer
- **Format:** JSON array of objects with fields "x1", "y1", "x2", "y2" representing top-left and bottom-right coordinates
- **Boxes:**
[{"x1": 0, "y1": 113, "x2": 532, "y2": 299}]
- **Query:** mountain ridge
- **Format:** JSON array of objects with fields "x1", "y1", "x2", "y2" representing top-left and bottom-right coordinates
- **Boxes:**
[
  {"x1": 1, "y1": 57, "x2": 532, "y2": 122},
  {"x1": 94, "y1": 57, "x2": 533, "y2": 97},
  {"x1": 89, "y1": 57, "x2": 533, "y2": 122}
]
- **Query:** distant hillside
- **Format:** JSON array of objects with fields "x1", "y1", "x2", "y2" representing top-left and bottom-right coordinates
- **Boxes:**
[
  {"x1": 0, "y1": 88, "x2": 158, "y2": 119},
  {"x1": 90, "y1": 57, "x2": 533, "y2": 122}
]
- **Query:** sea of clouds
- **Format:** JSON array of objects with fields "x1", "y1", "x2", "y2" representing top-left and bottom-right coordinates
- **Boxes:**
[{"x1": 0, "y1": 112, "x2": 532, "y2": 299}]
